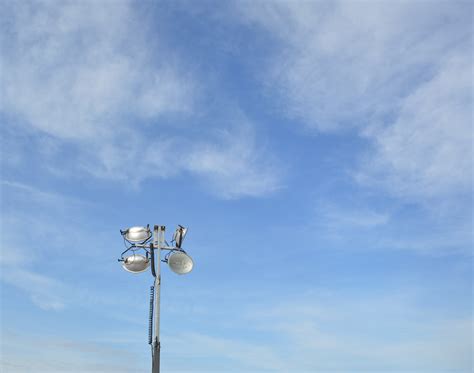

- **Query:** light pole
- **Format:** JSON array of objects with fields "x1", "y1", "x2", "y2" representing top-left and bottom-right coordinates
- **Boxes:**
[{"x1": 118, "y1": 224, "x2": 194, "y2": 373}]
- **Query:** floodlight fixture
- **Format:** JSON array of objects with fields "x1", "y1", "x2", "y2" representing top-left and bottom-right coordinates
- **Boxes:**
[
  {"x1": 122, "y1": 254, "x2": 150, "y2": 273},
  {"x1": 123, "y1": 226, "x2": 151, "y2": 243},
  {"x1": 168, "y1": 251, "x2": 194, "y2": 275},
  {"x1": 172, "y1": 225, "x2": 187, "y2": 248}
]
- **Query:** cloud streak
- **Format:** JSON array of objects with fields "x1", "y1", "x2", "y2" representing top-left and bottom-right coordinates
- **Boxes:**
[
  {"x1": 237, "y1": 0, "x2": 472, "y2": 200},
  {"x1": 1, "y1": 0, "x2": 281, "y2": 198},
  {"x1": 244, "y1": 291, "x2": 472, "y2": 371},
  {"x1": 307, "y1": 198, "x2": 473, "y2": 255},
  {"x1": 1, "y1": 331, "x2": 146, "y2": 372}
]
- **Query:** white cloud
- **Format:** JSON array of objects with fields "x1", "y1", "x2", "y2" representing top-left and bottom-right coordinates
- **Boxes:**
[
  {"x1": 69, "y1": 119, "x2": 282, "y2": 198},
  {"x1": 245, "y1": 291, "x2": 473, "y2": 371},
  {"x1": 0, "y1": 180, "x2": 88, "y2": 207},
  {"x1": 237, "y1": 1, "x2": 472, "y2": 199},
  {"x1": 164, "y1": 332, "x2": 284, "y2": 371},
  {"x1": 0, "y1": 0, "x2": 191, "y2": 181},
  {"x1": 184, "y1": 123, "x2": 282, "y2": 198},
  {"x1": 0, "y1": 182, "x2": 131, "y2": 313},
  {"x1": 1, "y1": 266, "x2": 66, "y2": 310},
  {"x1": 0, "y1": 180, "x2": 102, "y2": 258},
  {"x1": 1, "y1": 0, "x2": 280, "y2": 198},
  {"x1": 306, "y1": 198, "x2": 472, "y2": 254},
  {"x1": 359, "y1": 54, "x2": 473, "y2": 198},
  {"x1": 1, "y1": 1, "x2": 192, "y2": 140},
  {"x1": 0, "y1": 331, "x2": 146, "y2": 372},
  {"x1": 124, "y1": 286, "x2": 473, "y2": 371},
  {"x1": 316, "y1": 201, "x2": 390, "y2": 230}
]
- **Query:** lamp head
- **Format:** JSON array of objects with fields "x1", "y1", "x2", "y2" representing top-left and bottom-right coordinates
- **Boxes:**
[
  {"x1": 173, "y1": 225, "x2": 188, "y2": 248},
  {"x1": 123, "y1": 226, "x2": 151, "y2": 243},
  {"x1": 168, "y1": 251, "x2": 193, "y2": 275},
  {"x1": 122, "y1": 254, "x2": 150, "y2": 273}
]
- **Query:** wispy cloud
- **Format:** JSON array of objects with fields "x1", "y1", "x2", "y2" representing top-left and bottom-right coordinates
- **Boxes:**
[
  {"x1": 316, "y1": 201, "x2": 390, "y2": 230},
  {"x1": 1, "y1": 265, "x2": 66, "y2": 310},
  {"x1": 244, "y1": 291, "x2": 472, "y2": 371},
  {"x1": 0, "y1": 180, "x2": 89, "y2": 207},
  {"x1": 164, "y1": 332, "x2": 284, "y2": 371},
  {"x1": 358, "y1": 54, "x2": 473, "y2": 199},
  {"x1": 1, "y1": 330, "x2": 146, "y2": 372},
  {"x1": 0, "y1": 180, "x2": 101, "y2": 257},
  {"x1": 307, "y1": 198, "x2": 472, "y2": 255},
  {"x1": 136, "y1": 286, "x2": 473, "y2": 371},
  {"x1": 0, "y1": 182, "x2": 140, "y2": 314},
  {"x1": 1, "y1": 1, "x2": 193, "y2": 141},
  {"x1": 236, "y1": 1, "x2": 472, "y2": 200},
  {"x1": 0, "y1": 0, "x2": 281, "y2": 198},
  {"x1": 184, "y1": 122, "x2": 283, "y2": 199}
]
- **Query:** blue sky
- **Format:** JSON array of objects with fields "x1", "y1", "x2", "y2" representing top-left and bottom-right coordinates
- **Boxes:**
[{"x1": 0, "y1": 0, "x2": 472, "y2": 372}]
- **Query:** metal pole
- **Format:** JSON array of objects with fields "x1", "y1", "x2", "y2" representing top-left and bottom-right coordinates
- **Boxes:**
[{"x1": 151, "y1": 225, "x2": 163, "y2": 373}]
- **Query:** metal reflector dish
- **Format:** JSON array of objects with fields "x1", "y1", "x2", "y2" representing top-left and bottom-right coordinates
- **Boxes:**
[
  {"x1": 122, "y1": 254, "x2": 150, "y2": 273},
  {"x1": 168, "y1": 252, "x2": 194, "y2": 275},
  {"x1": 125, "y1": 226, "x2": 150, "y2": 242}
]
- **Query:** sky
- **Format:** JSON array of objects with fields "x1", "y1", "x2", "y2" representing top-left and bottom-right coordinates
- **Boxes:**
[{"x1": 0, "y1": 0, "x2": 472, "y2": 372}]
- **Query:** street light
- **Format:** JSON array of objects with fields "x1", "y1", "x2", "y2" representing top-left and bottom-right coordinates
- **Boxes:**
[{"x1": 118, "y1": 224, "x2": 193, "y2": 373}]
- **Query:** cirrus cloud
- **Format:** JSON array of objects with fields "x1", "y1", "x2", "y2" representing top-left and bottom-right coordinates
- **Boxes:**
[
  {"x1": 237, "y1": 0, "x2": 472, "y2": 200},
  {"x1": 1, "y1": 0, "x2": 281, "y2": 199}
]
